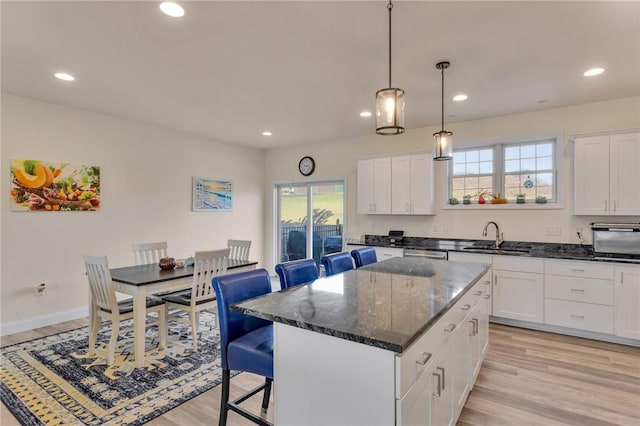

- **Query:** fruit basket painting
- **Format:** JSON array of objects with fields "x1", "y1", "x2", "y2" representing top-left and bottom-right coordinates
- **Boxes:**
[{"x1": 10, "y1": 159, "x2": 100, "y2": 212}]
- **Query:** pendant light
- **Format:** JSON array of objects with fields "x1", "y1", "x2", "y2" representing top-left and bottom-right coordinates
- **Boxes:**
[
  {"x1": 375, "y1": 1, "x2": 405, "y2": 135},
  {"x1": 433, "y1": 61, "x2": 453, "y2": 160}
]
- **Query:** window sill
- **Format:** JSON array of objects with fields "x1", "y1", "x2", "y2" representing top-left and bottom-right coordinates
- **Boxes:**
[{"x1": 442, "y1": 202, "x2": 564, "y2": 210}]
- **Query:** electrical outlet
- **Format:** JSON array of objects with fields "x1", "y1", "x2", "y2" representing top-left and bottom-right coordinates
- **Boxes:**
[
  {"x1": 443, "y1": 224, "x2": 451, "y2": 233},
  {"x1": 545, "y1": 226, "x2": 561, "y2": 236}
]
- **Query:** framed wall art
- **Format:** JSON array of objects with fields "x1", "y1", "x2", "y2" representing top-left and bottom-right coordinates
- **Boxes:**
[
  {"x1": 192, "y1": 177, "x2": 232, "y2": 211},
  {"x1": 10, "y1": 159, "x2": 100, "y2": 212}
]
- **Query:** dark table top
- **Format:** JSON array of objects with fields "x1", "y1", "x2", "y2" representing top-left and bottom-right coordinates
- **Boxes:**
[
  {"x1": 110, "y1": 259, "x2": 258, "y2": 285},
  {"x1": 234, "y1": 257, "x2": 489, "y2": 353}
]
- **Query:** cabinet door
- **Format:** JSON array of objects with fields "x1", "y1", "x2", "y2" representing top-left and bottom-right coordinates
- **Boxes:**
[
  {"x1": 451, "y1": 319, "x2": 471, "y2": 420},
  {"x1": 493, "y1": 270, "x2": 544, "y2": 323},
  {"x1": 428, "y1": 346, "x2": 454, "y2": 426},
  {"x1": 574, "y1": 135, "x2": 610, "y2": 215},
  {"x1": 449, "y1": 252, "x2": 493, "y2": 316},
  {"x1": 357, "y1": 159, "x2": 375, "y2": 214},
  {"x1": 373, "y1": 158, "x2": 392, "y2": 214},
  {"x1": 470, "y1": 292, "x2": 489, "y2": 382},
  {"x1": 615, "y1": 265, "x2": 640, "y2": 340},
  {"x1": 409, "y1": 154, "x2": 434, "y2": 215},
  {"x1": 392, "y1": 155, "x2": 412, "y2": 214},
  {"x1": 609, "y1": 132, "x2": 640, "y2": 216}
]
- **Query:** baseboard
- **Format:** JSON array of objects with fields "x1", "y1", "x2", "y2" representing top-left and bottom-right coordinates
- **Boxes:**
[
  {"x1": 489, "y1": 316, "x2": 640, "y2": 347},
  {"x1": 0, "y1": 307, "x2": 88, "y2": 337}
]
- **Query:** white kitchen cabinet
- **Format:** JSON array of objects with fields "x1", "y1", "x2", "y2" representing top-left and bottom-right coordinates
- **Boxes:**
[
  {"x1": 574, "y1": 131, "x2": 640, "y2": 216},
  {"x1": 448, "y1": 252, "x2": 493, "y2": 316},
  {"x1": 614, "y1": 264, "x2": 640, "y2": 340},
  {"x1": 544, "y1": 259, "x2": 615, "y2": 334},
  {"x1": 492, "y1": 256, "x2": 544, "y2": 323},
  {"x1": 391, "y1": 154, "x2": 434, "y2": 215},
  {"x1": 357, "y1": 158, "x2": 392, "y2": 214},
  {"x1": 427, "y1": 345, "x2": 454, "y2": 426},
  {"x1": 470, "y1": 273, "x2": 490, "y2": 382}
]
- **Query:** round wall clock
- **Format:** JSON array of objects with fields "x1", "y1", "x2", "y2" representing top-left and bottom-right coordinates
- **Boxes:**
[{"x1": 298, "y1": 156, "x2": 316, "y2": 176}]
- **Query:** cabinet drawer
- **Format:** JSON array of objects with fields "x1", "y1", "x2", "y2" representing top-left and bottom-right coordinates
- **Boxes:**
[
  {"x1": 493, "y1": 256, "x2": 543, "y2": 274},
  {"x1": 545, "y1": 275, "x2": 614, "y2": 305},
  {"x1": 545, "y1": 259, "x2": 614, "y2": 280},
  {"x1": 544, "y1": 299, "x2": 614, "y2": 334},
  {"x1": 375, "y1": 247, "x2": 404, "y2": 260}
]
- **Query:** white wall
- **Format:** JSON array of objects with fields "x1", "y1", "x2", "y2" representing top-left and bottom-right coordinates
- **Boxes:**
[
  {"x1": 263, "y1": 96, "x2": 640, "y2": 272},
  {"x1": 1, "y1": 94, "x2": 265, "y2": 334}
]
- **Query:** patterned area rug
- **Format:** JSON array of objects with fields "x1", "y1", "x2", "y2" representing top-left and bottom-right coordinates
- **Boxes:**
[{"x1": 1, "y1": 312, "x2": 226, "y2": 425}]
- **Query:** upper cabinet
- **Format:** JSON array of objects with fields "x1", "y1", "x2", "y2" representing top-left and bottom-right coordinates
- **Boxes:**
[
  {"x1": 574, "y1": 131, "x2": 640, "y2": 216},
  {"x1": 357, "y1": 158, "x2": 391, "y2": 214},
  {"x1": 358, "y1": 153, "x2": 434, "y2": 216},
  {"x1": 391, "y1": 154, "x2": 434, "y2": 215}
]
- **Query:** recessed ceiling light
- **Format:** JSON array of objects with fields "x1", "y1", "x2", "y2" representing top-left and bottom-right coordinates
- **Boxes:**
[
  {"x1": 360, "y1": 111, "x2": 372, "y2": 118},
  {"x1": 452, "y1": 94, "x2": 467, "y2": 102},
  {"x1": 262, "y1": 131, "x2": 273, "y2": 136},
  {"x1": 54, "y1": 72, "x2": 75, "y2": 81},
  {"x1": 160, "y1": 2, "x2": 185, "y2": 17},
  {"x1": 583, "y1": 67, "x2": 605, "y2": 77}
]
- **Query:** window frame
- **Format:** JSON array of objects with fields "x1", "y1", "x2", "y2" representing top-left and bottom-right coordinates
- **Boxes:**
[{"x1": 443, "y1": 133, "x2": 564, "y2": 210}]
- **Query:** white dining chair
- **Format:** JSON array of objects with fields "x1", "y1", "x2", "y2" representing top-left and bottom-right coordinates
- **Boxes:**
[
  {"x1": 162, "y1": 248, "x2": 230, "y2": 351},
  {"x1": 227, "y1": 239, "x2": 251, "y2": 261},
  {"x1": 84, "y1": 255, "x2": 167, "y2": 365},
  {"x1": 132, "y1": 241, "x2": 168, "y2": 265}
]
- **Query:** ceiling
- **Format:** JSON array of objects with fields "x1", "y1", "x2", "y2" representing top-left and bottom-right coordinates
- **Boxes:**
[{"x1": 2, "y1": 1, "x2": 639, "y2": 149}]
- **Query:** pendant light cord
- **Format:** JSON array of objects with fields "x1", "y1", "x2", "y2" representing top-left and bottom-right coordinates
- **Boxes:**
[
  {"x1": 441, "y1": 67, "x2": 445, "y2": 130},
  {"x1": 388, "y1": 1, "x2": 393, "y2": 88}
]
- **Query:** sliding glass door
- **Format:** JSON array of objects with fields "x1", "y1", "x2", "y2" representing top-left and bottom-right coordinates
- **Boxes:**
[{"x1": 277, "y1": 181, "x2": 344, "y2": 266}]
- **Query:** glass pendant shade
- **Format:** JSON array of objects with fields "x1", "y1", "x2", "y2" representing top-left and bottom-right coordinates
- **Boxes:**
[
  {"x1": 433, "y1": 130, "x2": 453, "y2": 160},
  {"x1": 376, "y1": 88, "x2": 405, "y2": 135}
]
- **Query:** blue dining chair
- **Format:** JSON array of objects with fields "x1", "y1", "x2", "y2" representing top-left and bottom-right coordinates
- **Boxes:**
[
  {"x1": 212, "y1": 268, "x2": 274, "y2": 426},
  {"x1": 351, "y1": 247, "x2": 378, "y2": 268},
  {"x1": 275, "y1": 258, "x2": 319, "y2": 289},
  {"x1": 321, "y1": 251, "x2": 354, "y2": 276}
]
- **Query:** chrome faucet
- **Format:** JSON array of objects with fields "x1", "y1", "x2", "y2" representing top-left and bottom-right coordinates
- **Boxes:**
[{"x1": 482, "y1": 221, "x2": 504, "y2": 248}]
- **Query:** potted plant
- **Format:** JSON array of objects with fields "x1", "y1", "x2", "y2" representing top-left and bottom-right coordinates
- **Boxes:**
[
  {"x1": 463, "y1": 194, "x2": 472, "y2": 205},
  {"x1": 448, "y1": 197, "x2": 459, "y2": 205},
  {"x1": 516, "y1": 194, "x2": 526, "y2": 204},
  {"x1": 535, "y1": 196, "x2": 547, "y2": 204}
]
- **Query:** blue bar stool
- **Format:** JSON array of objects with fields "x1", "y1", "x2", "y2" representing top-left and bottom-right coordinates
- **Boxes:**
[
  {"x1": 212, "y1": 269, "x2": 274, "y2": 426},
  {"x1": 321, "y1": 252, "x2": 354, "y2": 276},
  {"x1": 351, "y1": 247, "x2": 378, "y2": 268},
  {"x1": 275, "y1": 258, "x2": 319, "y2": 289}
]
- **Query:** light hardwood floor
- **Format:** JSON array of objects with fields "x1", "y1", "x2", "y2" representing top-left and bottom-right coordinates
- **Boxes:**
[{"x1": 2, "y1": 320, "x2": 639, "y2": 425}]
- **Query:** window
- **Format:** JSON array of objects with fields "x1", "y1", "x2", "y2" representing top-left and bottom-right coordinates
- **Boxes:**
[{"x1": 448, "y1": 136, "x2": 558, "y2": 205}]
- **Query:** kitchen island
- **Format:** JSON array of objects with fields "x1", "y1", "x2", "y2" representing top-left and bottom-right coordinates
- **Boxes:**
[{"x1": 234, "y1": 257, "x2": 490, "y2": 425}]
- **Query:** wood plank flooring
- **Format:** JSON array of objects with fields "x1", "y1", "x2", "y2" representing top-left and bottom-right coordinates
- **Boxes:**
[{"x1": 2, "y1": 321, "x2": 638, "y2": 425}]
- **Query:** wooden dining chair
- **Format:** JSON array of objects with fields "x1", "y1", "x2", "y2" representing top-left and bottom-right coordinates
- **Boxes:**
[
  {"x1": 227, "y1": 239, "x2": 251, "y2": 261},
  {"x1": 162, "y1": 248, "x2": 230, "y2": 351},
  {"x1": 132, "y1": 241, "x2": 168, "y2": 265},
  {"x1": 84, "y1": 255, "x2": 167, "y2": 365}
]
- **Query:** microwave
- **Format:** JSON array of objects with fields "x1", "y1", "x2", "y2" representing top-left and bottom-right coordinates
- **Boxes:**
[{"x1": 591, "y1": 223, "x2": 640, "y2": 256}]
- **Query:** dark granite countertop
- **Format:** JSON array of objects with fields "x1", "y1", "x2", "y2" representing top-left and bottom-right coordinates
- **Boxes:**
[
  {"x1": 233, "y1": 257, "x2": 489, "y2": 353},
  {"x1": 349, "y1": 235, "x2": 640, "y2": 264}
]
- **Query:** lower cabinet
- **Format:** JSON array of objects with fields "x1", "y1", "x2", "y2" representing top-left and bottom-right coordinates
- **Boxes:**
[
  {"x1": 615, "y1": 264, "x2": 640, "y2": 340},
  {"x1": 492, "y1": 256, "x2": 544, "y2": 323},
  {"x1": 397, "y1": 275, "x2": 488, "y2": 425}
]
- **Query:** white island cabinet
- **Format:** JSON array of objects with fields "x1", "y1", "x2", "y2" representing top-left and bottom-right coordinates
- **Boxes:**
[{"x1": 234, "y1": 257, "x2": 489, "y2": 426}]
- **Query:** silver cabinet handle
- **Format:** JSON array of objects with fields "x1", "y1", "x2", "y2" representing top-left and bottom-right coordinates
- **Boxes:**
[
  {"x1": 483, "y1": 280, "x2": 490, "y2": 286},
  {"x1": 621, "y1": 271, "x2": 624, "y2": 284},
  {"x1": 432, "y1": 372, "x2": 442, "y2": 397},
  {"x1": 483, "y1": 294, "x2": 490, "y2": 299},
  {"x1": 462, "y1": 304, "x2": 471, "y2": 311},
  {"x1": 473, "y1": 318, "x2": 479, "y2": 334},
  {"x1": 474, "y1": 290, "x2": 483, "y2": 296},
  {"x1": 469, "y1": 320, "x2": 476, "y2": 336},
  {"x1": 613, "y1": 200, "x2": 617, "y2": 212},
  {"x1": 570, "y1": 314, "x2": 585, "y2": 319},
  {"x1": 495, "y1": 276, "x2": 498, "y2": 285},
  {"x1": 604, "y1": 200, "x2": 608, "y2": 212},
  {"x1": 436, "y1": 367, "x2": 446, "y2": 390},
  {"x1": 416, "y1": 352, "x2": 432, "y2": 366},
  {"x1": 445, "y1": 323, "x2": 456, "y2": 332},
  {"x1": 571, "y1": 288, "x2": 585, "y2": 292},
  {"x1": 571, "y1": 269, "x2": 585, "y2": 273}
]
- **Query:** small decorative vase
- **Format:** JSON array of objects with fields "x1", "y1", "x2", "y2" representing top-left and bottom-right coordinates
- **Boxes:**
[
  {"x1": 449, "y1": 198, "x2": 459, "y2": 205},
  {"x1": 478, "y1": 195, "x2": 486, "y2": 204},
  {"x1": 159, "y1": 257, "x2": 176, "y2": 270},
  {"x1": 535, "y1": 196, "x2": 547, "y2": 204},
  {"x1": 516, "y1": 195, "x2": 525, "y2": 204},
  {"x1": 463, "y1": 196, "x2": 471, "y2": 205}
]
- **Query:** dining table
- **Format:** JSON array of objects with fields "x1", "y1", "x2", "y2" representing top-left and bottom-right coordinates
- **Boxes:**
[{"x1": 100, "y1": 258, "x2": 258, "y2": 367}]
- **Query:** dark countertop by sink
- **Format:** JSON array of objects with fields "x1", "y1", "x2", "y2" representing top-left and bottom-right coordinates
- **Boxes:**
[
  {"x1": 349, "y1": 235, "x2": 640, "y2": 264},
  {"x1": 233, "y1": 257, "x2": 489, "y2": 353}
]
